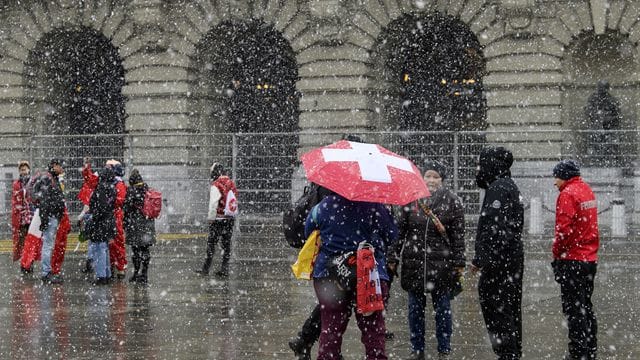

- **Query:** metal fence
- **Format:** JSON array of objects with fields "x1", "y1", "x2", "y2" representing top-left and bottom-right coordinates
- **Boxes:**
[{"x1": 0, "y1": 130, "x2": 637, "y2": 237}]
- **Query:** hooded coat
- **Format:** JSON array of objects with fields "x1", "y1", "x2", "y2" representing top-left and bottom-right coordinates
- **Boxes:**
[
  {"x1": 393, "y1": 186, "x2": 465, "y2": 293},
  {"x1": 472, "y1": 147, "x2": 524, "y2": 269},
  {"x1": 123, "y1": 173, "x2": 156, "y2": 247}
]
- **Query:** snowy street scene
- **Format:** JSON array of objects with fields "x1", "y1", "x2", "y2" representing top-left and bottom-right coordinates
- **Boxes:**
[{"x1": 1, "y1": 0, "x2": 640, "y2": 359}]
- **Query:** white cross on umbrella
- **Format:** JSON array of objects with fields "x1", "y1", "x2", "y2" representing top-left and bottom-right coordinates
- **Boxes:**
[
  {"x1": 321, "y1": 142, "x2": 416, "y2": 183},
  {"x1": 301, "y1": 140, "x2": 429, "y2": 205}
]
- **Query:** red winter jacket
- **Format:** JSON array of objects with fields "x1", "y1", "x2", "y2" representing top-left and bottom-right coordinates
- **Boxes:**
[{"x1": 553, "y1": 177, "x2": 599, "y2": 262}]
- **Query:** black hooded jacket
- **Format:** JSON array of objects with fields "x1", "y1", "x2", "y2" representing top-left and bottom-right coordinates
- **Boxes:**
[
  {"x1": 88, "y1": 168, "x2": 116, "y2": 243},
  {"x1": 392, "y1": 187, "x2": 466, "y2": 293},
  {"x1": 472, "y1": 147, "x2": 524, "y2": 269}
]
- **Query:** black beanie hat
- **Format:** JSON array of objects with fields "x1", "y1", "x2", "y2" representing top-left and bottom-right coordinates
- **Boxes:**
[
  {"x1": 48, "y1": 158, "x2": 64, "y2": 171},
  {"x1": 129, "y1": 169, "x2": 143, "y2": 185},
  {"x1": 422, "y1": 160, "x2": 447, "y2": 179},
  {"x1": 553, "y1": 159, "x2": 580, "y2": 180}
]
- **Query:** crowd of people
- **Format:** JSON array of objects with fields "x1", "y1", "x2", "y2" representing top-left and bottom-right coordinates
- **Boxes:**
[
  {"x1": 287, "y1": 145, "x2": 600, "y2": 360},
  {"x1": 11, "y1": 158, "x2": 239, "y2": 287},
  {"x1": 9, "y1": 146, "x2": 600, "y2": 360}
]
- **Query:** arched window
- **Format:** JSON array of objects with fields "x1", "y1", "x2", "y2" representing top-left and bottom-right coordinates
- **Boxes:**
[
  {"x1": 562, "y1": 31, "x2": 637, "y2": 167},
  {"x1": 370, "y1": 13, "x2": 486, "y2": 207},
  {"x1": 192, "y1": 20, "x2": 299, "y2": 213},
  {"x1": 24, "y1": 26, "x2": 126, "y2": 207}
]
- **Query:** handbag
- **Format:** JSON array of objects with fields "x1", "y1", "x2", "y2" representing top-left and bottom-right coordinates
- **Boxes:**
[
  {"x1": 291, "y1": 230, "x2": 321, "y2": 280},
  {"x1": 327, "y1": 251, "x2": 357, "y2": 291}
]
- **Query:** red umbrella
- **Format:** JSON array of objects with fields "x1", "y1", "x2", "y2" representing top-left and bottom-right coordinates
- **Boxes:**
[{"x1": 300, "y1": 140, "x2": 430, "y2": 205}]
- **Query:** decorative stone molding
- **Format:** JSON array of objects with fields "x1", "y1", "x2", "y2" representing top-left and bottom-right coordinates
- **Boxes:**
[{"x1": 499, "y1": 0, "x2": 536, "y2": 38}]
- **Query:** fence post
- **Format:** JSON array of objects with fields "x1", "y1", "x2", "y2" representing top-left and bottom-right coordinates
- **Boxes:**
[
  {"x1": 127, "y1": 134, "x2": 134, "y2": 170},
  {"x1": 528, "y1": 197, "x2": 544, "y2": 235},
  {"x1": 453, "y1": 132, "x2": 459, "y2": 191},
  {"x1": 611, "y1": 198, "x2": 627, "y2": 237},
  {"x1": 231, "y1": 133, "x2": 237, "y2": 181}
]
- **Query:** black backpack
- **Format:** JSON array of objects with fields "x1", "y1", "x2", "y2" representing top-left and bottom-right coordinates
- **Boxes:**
[{"x1": 282, "y1": 183, "x2": 323, "y2": 248}]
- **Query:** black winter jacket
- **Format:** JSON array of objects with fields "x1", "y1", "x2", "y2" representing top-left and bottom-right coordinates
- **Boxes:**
[
  {"x1": 472, "y1": 176, "x2": 524, "y2": 270},
  {"x1": 34, "y1": 171, "x2": 65, "y2": 226},
  {"x1": 88, "y1": 169, "x2": 116, "y2": 243},
  {"x1": 392, "y1": 187, "x2": 465, "y2": 293},
  {"x1": 123, "y1": 183, "x2": 156, "y2": 247}
]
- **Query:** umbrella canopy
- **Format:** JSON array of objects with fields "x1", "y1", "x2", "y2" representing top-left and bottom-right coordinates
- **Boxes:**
[{"x1": 300, "y1": 140, "x2": 430, "y2": 205}]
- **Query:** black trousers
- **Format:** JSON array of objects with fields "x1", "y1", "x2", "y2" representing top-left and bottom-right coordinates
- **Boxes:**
[
  {"x1": 478, "y1": 258, "x2": 524, "y2": 360},
  {"x1": 553, "y1": 260, "x2": 598, "y2": 359},
  {"x1": 202, "y1": 219, "x2": 234, "y2": 273},
  {"x1": 131, "y1": 245, "x2": 151, "y2": 273}
]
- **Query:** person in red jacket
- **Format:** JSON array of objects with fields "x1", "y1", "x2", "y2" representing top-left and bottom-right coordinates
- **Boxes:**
[
  {"x1": 194, "y1": 162, "x2": 238, "y2": 277},
  {"x1": 108, "y1": 160, "x2": 128, "y2": 278},
  {"x1": 551, "y1": 159, "x2": 599, "y2": 360},
  {"x1": 12, "y1": 160, "x2": 33, "y2": 263}
]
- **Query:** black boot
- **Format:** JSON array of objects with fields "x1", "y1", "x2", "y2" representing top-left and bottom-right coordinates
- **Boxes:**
[
  {"x1": 288, "y1": 336, "x2": 312, "y2": 360},
  {"x1": 137, "y1": 259, "x2": 149, "y2": 284},
  {"x1": 129, "y1": 253, "x2": 141, "y2": 283},
  {"x1": 81, "y1": 259, "x2": 93, "y2": 274}
]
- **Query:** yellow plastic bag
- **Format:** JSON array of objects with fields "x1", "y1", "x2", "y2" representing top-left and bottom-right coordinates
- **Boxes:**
[{"x1": 291, "y1": 230, "x2": 321, "y2": 280}]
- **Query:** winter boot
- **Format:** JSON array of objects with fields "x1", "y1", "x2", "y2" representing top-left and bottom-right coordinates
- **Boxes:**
[
  {"x1": 288, "y1": 336, "x2": 312, "y2": 360},
  {"x1": 81, "y1": 259, "x2": 93, "y2": 273},
  {"x1": 406, "y1": 351, "x2": 425, "y2": 360},
  {"x1": 129, "y1": 254, "x2": 141, "y2": 283},
  {"x1": 137, "y1": 259, "x2": 149, "y2": 284}
]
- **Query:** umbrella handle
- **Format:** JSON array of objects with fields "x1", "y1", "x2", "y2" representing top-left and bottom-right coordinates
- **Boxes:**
[{"x1": 417, "y1": 201, "x2": 446, "y2": 236}]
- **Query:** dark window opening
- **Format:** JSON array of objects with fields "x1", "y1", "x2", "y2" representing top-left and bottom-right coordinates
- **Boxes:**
[{"x1": 193, "y1": 20, "x2": 299, "y2": 213}]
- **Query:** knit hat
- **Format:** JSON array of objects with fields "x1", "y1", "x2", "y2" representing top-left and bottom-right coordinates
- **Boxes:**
[
  {"x1": 422, "y1": 160, "x2": 447, "y2": 179},
  {"x1": 553, "y1": 159, "x2": 581, "y2": 180},
  {"x1": 129, "y1": 169, "x2": 143, "y2": 186},
  {"x1": 210, "y1": 162, "x2": 224, "y2": 180},
  {"x1": 48, "y1": 158, "x2": 65, "y2": 171}
]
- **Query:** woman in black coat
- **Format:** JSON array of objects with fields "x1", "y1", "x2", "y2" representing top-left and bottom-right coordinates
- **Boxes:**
[
  {"x1": 390, "y1": 160, "x2": 465, "y2": 360},
  {"x1": 123, "y1": 169, "x2": 156, "y2": 284}
]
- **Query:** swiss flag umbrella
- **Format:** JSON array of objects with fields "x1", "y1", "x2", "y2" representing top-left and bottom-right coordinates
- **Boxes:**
[{"x1": 300, "y1": 140, "x2": 430, "y2": 205}]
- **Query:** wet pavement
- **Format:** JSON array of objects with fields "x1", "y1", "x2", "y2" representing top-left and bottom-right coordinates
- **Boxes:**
[{"x1": 0, "y1": 237, "x2": 638, "y2": 359}]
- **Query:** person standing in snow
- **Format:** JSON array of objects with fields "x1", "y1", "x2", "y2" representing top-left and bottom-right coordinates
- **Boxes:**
[
  {"x1": 108, "y1": 160, "x2": 128, "y2": 279},
  {"x1": 471, "y1": 146, "x2": 524, "y2": 360},
  {"x1": 390, "y1": 160, "x2": 465, "y2": 360},
  {"x1": 551, "y1": 160, "x2": 599, "y2": 360},
  {"x1": 195, "y1": 162, "x2": 238, "y2": 277},
  {"x1": 123, "y1": 169, "x2": 156, "y2": 284},
  {"x1": 88, "y1": 166, "x2": 117, "y2": 285},
  {"x1": 33, "y1": 158, "x2": 67, "y2": 284},
  {"x1": 12, "y1": 160, "x2": 33, "y2": 264}
]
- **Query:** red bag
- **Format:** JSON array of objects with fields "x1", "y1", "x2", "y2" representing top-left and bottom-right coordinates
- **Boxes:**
[
  {"x1": 142, "y1": 189, "x2": 162, "y2": 219},
  {"x1": 356, "y1": 243, "x2": 384, "y2": 315}
]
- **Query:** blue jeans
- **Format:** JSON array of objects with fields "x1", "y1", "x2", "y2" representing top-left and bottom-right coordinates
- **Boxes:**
[
  {"x1": 408, "y1": 287, "x2": 452, "y2": 354},
  {"x1": 92, "y1": 242, "x2": 111, "y2": 279},
  {"x1": 40, "y1": 217, "x2": 59, "y2": 277}
]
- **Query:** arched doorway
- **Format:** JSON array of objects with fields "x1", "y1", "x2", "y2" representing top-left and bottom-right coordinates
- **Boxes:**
[
  {"x1": 562, "y1": 30, "x2": 637, "y2": 167},
  {"x1": 24, "y1": 26, "x2": 126, "y2": 207},
  {"x1": 191, "y1": 20, "x2": 299, "y2": 213},
  {"x1": 371, "y1": 12, "x2": 486, "y2": 206}
]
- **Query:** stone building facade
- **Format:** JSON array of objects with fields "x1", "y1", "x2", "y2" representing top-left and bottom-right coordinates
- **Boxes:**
[{"x1": 1, "y1": 0, "x2": 639, "y2": 229}]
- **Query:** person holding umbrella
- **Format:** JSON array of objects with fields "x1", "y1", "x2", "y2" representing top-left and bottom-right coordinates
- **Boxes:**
[
  {"x1": 305, "y1": 192, "x2": 397, "y2": 359},
  {"x1": 390, "y1": 160, "x2": 465, "y2": 360},
  {"x1": 300, "y1": 140, "x2": 427, "y2": 359}
]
